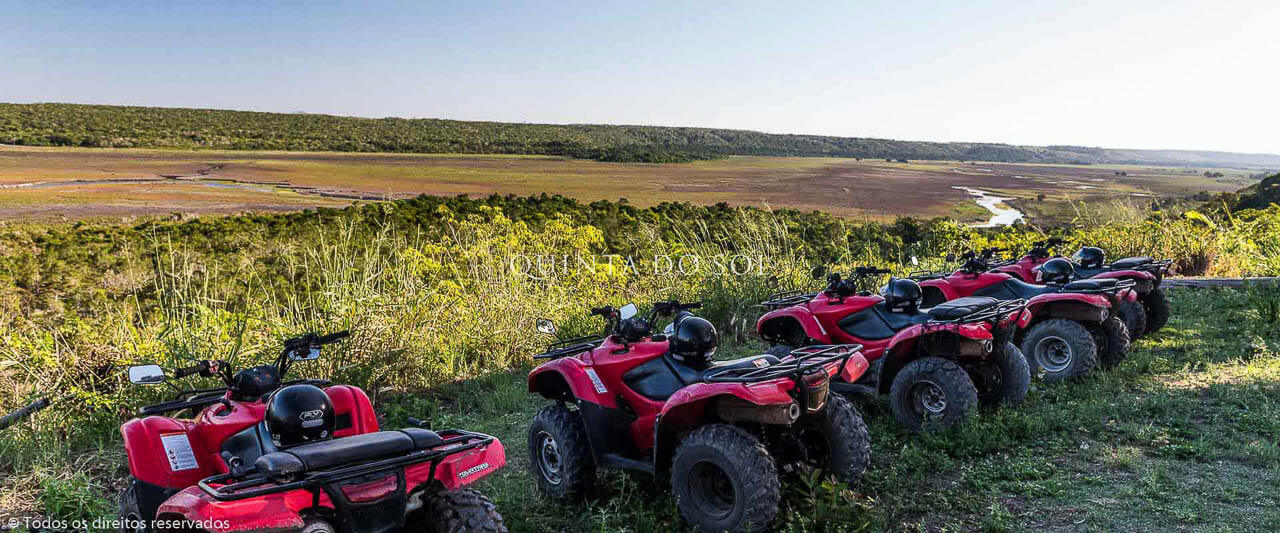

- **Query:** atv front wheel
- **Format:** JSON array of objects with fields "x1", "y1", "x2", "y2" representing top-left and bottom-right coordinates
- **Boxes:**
[
  {"x1": 1021, "y1": 319, "x2": 1099, "y2": 382},
  {"x1": 528, "y1": 405, "x2": 595, "y2": 499},
  {"x1": 795, "y1": 394, "x2": 870, "y2": 483},
  {"x1": 1115, "y1": 299, "x2": 1147, "y2": 341},
  {"x1": 1142, "y1": 287, "x2": 1171, "y2": 333},
  {"x1": 889, "y1": 357, "x2": 979, "y2": 431},
  {"x1": 979, "y1": 342, "x2": 1030, "y2": 407},
  {"x1": 411, "y1": 489, "x2": 508, "y2": 533},
  {"x1": 118, "y1": 479, "x2": 145, "y2": 533},
  {"x1": 671, "y1": 424, "x2": 780, "y2": 533},
  {"x1": 1095, "y1": 315, "x2": 1131, "y2": 368}
]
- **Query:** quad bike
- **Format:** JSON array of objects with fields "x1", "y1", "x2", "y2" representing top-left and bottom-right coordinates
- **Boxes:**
[
  {"x1": 756, "y1": 266, "x2": 1031, "y2": 431},
  {"x1": 527, "y1": 300, "x2": 871, "y2": 533},
  {"x1": 914, "y1": 249, "x2": 1135, "y2": 381},
  {"x1": 990, "y1": 237, "x2": 1173, "y2": 336},
  {"x1": 4, "y1": 331, "x2": 509, "y2": 533}
]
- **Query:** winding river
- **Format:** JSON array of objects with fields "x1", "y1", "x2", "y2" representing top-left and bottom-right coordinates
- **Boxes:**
[{"x1": 952, "y1": 186, "x2": 1025, "y2": 227}]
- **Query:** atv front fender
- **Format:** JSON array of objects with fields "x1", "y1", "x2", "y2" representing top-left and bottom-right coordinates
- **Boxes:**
[
  {"x1": 527, "y1": 358, "x2": 616, "y2": 407},
  {"x1": 757, "y1": 307, "x2": 830, "y2": 344}
]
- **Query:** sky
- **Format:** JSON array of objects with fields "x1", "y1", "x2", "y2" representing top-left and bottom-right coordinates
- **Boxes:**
[{"x1": 2, "y1": 0, "x2": 1277, "y2": 154}]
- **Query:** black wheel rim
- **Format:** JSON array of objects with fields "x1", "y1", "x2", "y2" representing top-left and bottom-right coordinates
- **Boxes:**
[
  {"x1": 689, "y1": 460, "x2": 736, "y2": 520},
  {"x1": 535, "y1": 431, "x2": 563, "y2": 486},
  {"x1": 1034, "y1": 335, "x2": 1073, "y2": 372},
  {"x1": 909, "y1": 379, "x2": 948, "y2": 418}
]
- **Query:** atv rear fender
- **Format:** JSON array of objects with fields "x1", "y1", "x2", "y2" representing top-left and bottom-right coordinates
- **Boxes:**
[
  {"x1": 1026, "y1": 293, "x2": 1110, "y2": 326},
  {"x1": 652, "y1": 380, "x2": 799, "y2": 475},
  {"x1": 1091, "y1": 270, "x2": 1157, "y2": 293},
  {"x1": 757, "y1": 307, "x2": 830, "y2": 345},
  {"x1": 876, "y1": 323, "x2": 993, "y2": 394}
]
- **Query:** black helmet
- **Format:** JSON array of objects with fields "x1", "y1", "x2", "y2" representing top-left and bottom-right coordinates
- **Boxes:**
[
  {"x1": 265, "y1": 384, "x2": 335, "y2": 448},
  {"x1": 1072, "y1": 246, "x2": 1105, "y2": 269},
  {"x1": 883, "y1": 278, "x2": 923, "y2": 313},
  {"x1": 669, "y1": 312, "x2": 717, "y2": 368},
  {"x1": 1038, "y1": 258, "x2": 1075, "y2": 284}
]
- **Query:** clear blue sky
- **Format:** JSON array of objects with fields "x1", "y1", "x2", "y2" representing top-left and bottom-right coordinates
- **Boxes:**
[{"x1": 2, "y1": 0, "x2": 1276, "y2": 153}]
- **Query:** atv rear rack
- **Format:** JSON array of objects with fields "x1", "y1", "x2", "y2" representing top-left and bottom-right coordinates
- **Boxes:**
[
  {"x1": 534, "y1": 335, "x2": 604, "y2": 360},
  {"x1": 702, "y1": 344, "x2": 861, "y2": 383},
  {"x1": 927, "y1": 299, "x2": 1027, "y2": 326},
  {"x1": 1061, "y1": 278, "x2": 1137, "y2": 294},
  {"x1": 760, "y1": 289, "x2": 819, "y2": 309},
  {"x1": 197, "y1": 429, "x2": 495, "y2": 501}
]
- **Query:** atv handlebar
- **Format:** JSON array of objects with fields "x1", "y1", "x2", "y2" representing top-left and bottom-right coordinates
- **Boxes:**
[
  {"x1": 0, "y1": 397, "x2": 51, "y2": 431},
  {"x1": 283, "y1": 330, "x2": 349, "y2": 351}
]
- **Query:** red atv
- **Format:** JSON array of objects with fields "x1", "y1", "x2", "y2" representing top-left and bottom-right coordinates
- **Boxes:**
[
  {"x1": 0, "y1": 331, "x2": 510, "y2": 533},
  {"x1": 527, "y1": 300, "x2": 871, "y2": 533},
  {"x1": 915, "y1": 249, "x2": 1135, "y2": 381},
  {"x1": 756, "y1": 267, "x2": 1031, "y2": 431},
  {"x1": 990, "y1": 238, "x2": 1173, "y2": 336}
]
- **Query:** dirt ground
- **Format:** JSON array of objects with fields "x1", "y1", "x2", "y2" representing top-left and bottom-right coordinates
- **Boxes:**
[{"x1": 0, "y1": 146, "x2": 1254, "y2": 222}]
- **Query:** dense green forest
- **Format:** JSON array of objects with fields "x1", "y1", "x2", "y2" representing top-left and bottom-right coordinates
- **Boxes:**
[{"x1": 4, "y1": 103, "x2": 1278, "y2": 166}]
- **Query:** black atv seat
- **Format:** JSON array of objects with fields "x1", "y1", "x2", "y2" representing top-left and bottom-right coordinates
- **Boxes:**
[
  {"x1": 1063, "y1": 278, "x2": 1118, "y2": 291},
  {"x1": 998, "y1": 279, "x2": 1059, "y2": 299},
  {"x1": 926, "y1": 297, "x2": 1001, "y2": 320},
  {"x1": 254, "y1": 428, "x2": 443, "y2": 479},
  {"x1": 1109, "y1": 256, "x2": 1152, "y2": 269}
]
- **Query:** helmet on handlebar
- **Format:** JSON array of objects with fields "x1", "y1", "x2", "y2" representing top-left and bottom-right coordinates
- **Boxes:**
[
  {"x1": 669, "y1": 311, "x2": 717, "y2": 369},
  {"x1": 1038, "y1": 258, "x2": 1075, "y2": 284},
  {"x1": 883, "y1": 278, "x2": 923, "y2": 314},
  {"x1": 265, "y1": 384, "x2": 335, "y2": 448},
  {"x1": 1072, "y1": 246, "x2": 1105, "y2": 269}
]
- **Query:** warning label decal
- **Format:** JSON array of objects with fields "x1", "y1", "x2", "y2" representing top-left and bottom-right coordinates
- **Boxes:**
[{"x1": 160, "y1": 433, "x2": 199, "y2": 471}]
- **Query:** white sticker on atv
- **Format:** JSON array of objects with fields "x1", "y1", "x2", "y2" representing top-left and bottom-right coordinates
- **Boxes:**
[
  {"x1": 584, "y1": 368, "x2": 608, "y2": 394},
  {"x1": 160, "y1": 433, "x2": 199, "y2": 471},
  {"x1": 752, "y1": 358, "x2": 769, "y2": 368}
]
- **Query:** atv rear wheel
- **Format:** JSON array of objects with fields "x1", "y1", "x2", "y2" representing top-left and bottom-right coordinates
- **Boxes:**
[
  {"x1": 411, "y1": 489, "x2": 508, "y2": 533},
  {"x1": 528, "y1": 405, "x2": 595, "y2": 499},
  {"x1": 978, "y1": 342, "x2": 1030, "y2": 407},
  {"x1": 671, "y1": 424, "x2": 780, "y2": 533},
  {"x1": 1021, "y1": 319, "x2": 1098, "y2": 382},
  {"x1": 1095, "y1": 315, "x2": 1131, "y2": 368},
  {"x1": 889, "y1": 357, "x2": 979, "y2": 431},
  {"x1": 795, "y1": 394, "x2": 870, "y2": 483},
  {"x1": 1116, "y1": 299, "x2": 1147, "y2": 341},
  {"x1": 1142, "y1": 287, "x2": 1171, "y2": 333}
]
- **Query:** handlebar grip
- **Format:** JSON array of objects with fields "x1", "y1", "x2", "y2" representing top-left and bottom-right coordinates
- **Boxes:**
[
  {"x1": 315, "y1": 330, "x2": 349, "y2": 344},
  {"x1": 590, "y1": 306, "x2": 612, "y2": 316},
  {"x1": 173, "y1": 364, "x2": 204, "y2": 379},
  {"x1": 0, "y1": 398, "x2": 51, "y2": 431},
  {"x1": 407, "y1": 417, "x2": 428, "y2": 428},
  {"x1": 681, "y1": 302, "x2": 701, "y2": 309}
]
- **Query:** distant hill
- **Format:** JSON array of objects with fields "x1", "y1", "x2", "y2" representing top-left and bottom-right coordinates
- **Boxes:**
[
  {"x1": 1205, "y1": 172, "x2": 1280, "y2": 212},
  {"x1": 2, "y1": 102, "x2": 1277, "y2": 168}
]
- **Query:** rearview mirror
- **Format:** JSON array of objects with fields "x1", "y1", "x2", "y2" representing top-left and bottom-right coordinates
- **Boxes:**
[
  {"x1": 910, "y1": 256, "x2": 919, "y2": 266},
  {"x1": 128, "y1": 365, "x2": 166, "y2": 385},
  {"x1": 290, "y1": 347, "x2": 322, "y2": 361},
  {"x1": 619, "y1": 303, "x2": 638, "y2": 320},
  {"x1": 810, "y1": 265, "x2": 828, "y2": 280},
  {"x1": 536, "y1": 318, "x2": 557, "y2": 335}
]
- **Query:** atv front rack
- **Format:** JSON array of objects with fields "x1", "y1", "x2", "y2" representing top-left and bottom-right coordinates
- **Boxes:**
[
  {"x1": 907, "y1": 269, "x2": 947, "y2": 281},
  {"x1": 534, "y1": 335, "x2": 604, "y2": 360},
  {"x1": 702, "y1": 344, "x2": 861, "y2": 383},
  {"x1": 760, "y1": 289, "x2": 819, "y2": 309},
  {"x1": 197, "y1": 429, "x2": 495, "y2": 501}
]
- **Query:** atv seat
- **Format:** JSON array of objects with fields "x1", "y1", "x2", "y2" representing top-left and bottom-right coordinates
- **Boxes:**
[
  {"x1": 1109, "y1": 256, "x2": 1152, "y2": 269},
  {"x1": 254, "y1": 428, "x2": 443, "y2": 479},
  {"x1": 927, "y1": 297, "x2": 1001, "y2": 320},
  {"x1": 1063, "y1": 278, "x2": 1118, "y2": 291}
]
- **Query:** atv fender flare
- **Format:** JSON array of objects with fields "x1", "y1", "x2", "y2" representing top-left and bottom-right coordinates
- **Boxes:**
[
  {"x1": 877, "y1": 323, "x2": 993, "y2": 394},
  {"x1": 1026, "y1": 293, "x2": 1111, "y2": 326},
  {"x1": 527, "y1": 359, "x2": 616, "y2": 408},
  {"x1": 157, "y1": 486, "x2": 309, "y2": 532},
  {"x1": 1092, "y1": 270, "x2": 1157, "y2": 293},
  {"x1": 652, "y1": 383, "x2": 796, "y2": 474},
  {"x1": 757, "y1": 307, "x2": 830, "y2": 345}
]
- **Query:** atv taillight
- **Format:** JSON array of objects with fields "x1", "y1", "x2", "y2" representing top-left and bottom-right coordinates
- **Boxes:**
[
  {"x1": 339, "y1": 474, "x2": 399, "y2": 503},
  {"x1": 801, "y1": 370, "x2": 830, "y2": 414}
]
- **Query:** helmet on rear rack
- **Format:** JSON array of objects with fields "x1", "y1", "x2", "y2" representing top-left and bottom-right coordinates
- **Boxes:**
[
  {"x1": 669, "y1": 312, "x2": 717, "y2": 369},
  {"x1": 1038, "y1": 258, "x2": 1075, "y2": 285},
  {"x1": 883, "y1": 278, "x2": 923, "y2": 314},
  {"x1": 265, "y1": 384, "x2": 335, "y2": 448},
  {"x1": 1072, "y1": 246, "x2": 1105, "y2": 269}
]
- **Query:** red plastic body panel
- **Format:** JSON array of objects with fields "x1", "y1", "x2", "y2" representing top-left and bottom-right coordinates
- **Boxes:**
[
  {"x1": 755, "y1": 306, "x2": 831, "y2": 342},
  {"x1": 326, "y1": 384, "x2": 379, "y2": 437},
  {"x1": 992, "y1": 256, "x2": 1040, "y2": 282},
  {"x1": 1025, "y1": 292, "x2": 1111, "y2": 318},
  {"x1": 431, "y1": 436, "x2": 507, "y2": 490},
  {"x1": 919, "y1": 271, "x2": 1011, "y2": 301}
]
